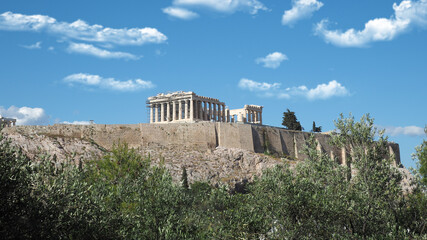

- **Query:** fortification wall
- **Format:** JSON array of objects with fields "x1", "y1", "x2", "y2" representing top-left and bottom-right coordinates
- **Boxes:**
[{"x1": 2, "y1": 122, "x2": 400, "y2": 165}]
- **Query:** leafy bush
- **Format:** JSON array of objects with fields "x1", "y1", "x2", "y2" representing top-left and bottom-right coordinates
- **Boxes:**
[{"x1": 0, "y1": 115, "x2": 426, "y2": 239}]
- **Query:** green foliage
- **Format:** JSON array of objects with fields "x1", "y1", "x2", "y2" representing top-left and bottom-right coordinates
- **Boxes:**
[
  {"x1": 248, "y1": 136, "x2": 351, "y2": 238},
  {"x1": 413, "y1": 126, "x2": 427, "y2": 187},
  {"x1": 282, "y1": 108, "x2": 303, "y2": 131},
  {"x1": 0, "y1": 132, "x2": 36, "y2": 239},
  {"x1": 85, "y1": 142, "x2": 189, "y2": 239},
  {"x1": 1, "y1": 115, "x2": 426, "y2": 239},
  {"x1": 312, "y1": 121, "x2": 322, "y2": 132}
]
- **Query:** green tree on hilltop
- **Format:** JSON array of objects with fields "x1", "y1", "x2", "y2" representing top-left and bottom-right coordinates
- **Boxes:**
[
  {"x1": 312, "y1": 121, "x2": 322, "y2": 132},
  {"x1": 282, "y1": 109, "x2": 303, "y2": 131},
  {"x1": 413, "y1": 126, "x2": 427, "y2": 187}
]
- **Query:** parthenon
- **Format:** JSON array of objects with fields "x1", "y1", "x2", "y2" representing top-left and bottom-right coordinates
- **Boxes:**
[{"x1": 147, "y1": 91, "x2": 263, "y2": 125}]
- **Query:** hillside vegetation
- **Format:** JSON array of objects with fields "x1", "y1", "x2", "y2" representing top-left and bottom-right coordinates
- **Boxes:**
[{"x1": 1, "y1": 114, "x2": 426, "y2": 239}]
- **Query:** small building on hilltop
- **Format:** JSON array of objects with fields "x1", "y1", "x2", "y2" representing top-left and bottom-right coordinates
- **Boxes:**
[
  {"x1": 147, "y1": 91, "x2": 263, "y2": 125},
  {"x1": 0, "y1": 115, "x2": 17, "y2": 127}
]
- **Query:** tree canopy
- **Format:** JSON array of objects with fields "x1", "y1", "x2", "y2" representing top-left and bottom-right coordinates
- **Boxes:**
[
  {"x1": 312, "y1": 121, "x2": 322, "y2": 132},
  {"x1": 282, "y1": 109, "x2": 303, "y2": 131},
  {"x1": 0, "y1": 116, "x2": 426, "y2": 239},
  {"x1": 413, "y1": 126, "x2": 427, "y2": 187}
]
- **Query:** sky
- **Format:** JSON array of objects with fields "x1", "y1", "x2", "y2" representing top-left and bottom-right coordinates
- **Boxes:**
[{"x1": 0, "y1": 0, "x2": 426, "y2": 168}]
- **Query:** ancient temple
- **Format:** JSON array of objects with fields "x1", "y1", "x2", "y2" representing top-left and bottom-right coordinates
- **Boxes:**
[
  {"x1": 146, "y1": 91, "x2": 263, "y2": 124},
  {"x1": 0, "y1": 115, "x2": 16, "y2": 127}
]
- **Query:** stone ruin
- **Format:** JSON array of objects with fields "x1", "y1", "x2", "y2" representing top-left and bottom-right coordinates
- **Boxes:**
[
  {"x1": 0, "y1": 115, "x2": 16, "y2": 127},
  {"x1": 147, "y1": 91, "x2": 263, "y2": 124}
]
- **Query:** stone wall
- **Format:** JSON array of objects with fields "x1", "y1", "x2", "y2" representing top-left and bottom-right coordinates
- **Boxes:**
[{"x1": 2, "y1": 122, "x2": 401, "y2": 166}]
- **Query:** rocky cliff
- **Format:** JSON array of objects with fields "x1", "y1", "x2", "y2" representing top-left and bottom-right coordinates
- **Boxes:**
[{"x1": 1, "y1": 123, "x2": 412, "y2": 190}]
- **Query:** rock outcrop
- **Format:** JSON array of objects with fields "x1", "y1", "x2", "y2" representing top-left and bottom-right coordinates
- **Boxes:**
[
  {"x1": 1, "y1": 125, "x2": 286, "y2": 186},
  {"x1": 1, "y1": 123, "x2": 411, "y2": 190}
]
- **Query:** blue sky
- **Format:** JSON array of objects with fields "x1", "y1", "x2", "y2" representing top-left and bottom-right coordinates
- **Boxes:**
[{"x1": 0, "y1": 0, "x2": 426, "y2": 168}]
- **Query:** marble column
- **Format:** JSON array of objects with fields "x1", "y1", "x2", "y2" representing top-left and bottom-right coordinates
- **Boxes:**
[
  {"x1": 166, "y1": 102, "x2": 170, "y2": 122},
  {"x1": 255, "y1": 111, "x2": 258, "y2": 123},
  {"x1": 154, "y1": 104, "x2": 159, "y2": 123},
  {"x1": 194, "y1": 100, "x2": 199, "y2": 119},
  {"x1": 221, "y1": 104, "x2": 225, "y2": 122},
  {"x1": 178, "y1": 100, "x2": 183, "y2": 120},
  {"x1": 160, "y1": 103, "x2": 165, "y2": 122},
  {"x1": 247, "y1": 110, "x2": 251, "y2": 123},
  {"x1": 259, "y1": 111, "x2": 262, "y2": 125},
  {"x1": 217, "y1": 104, "x2": 221, "y2": 122},
  {"x1": 198, "y1": 101, "x2": 202, "y2": 120},
  {"x1": 208, "y1": 102, "x2": 212, "y2": 120},
  {"x1": 172, "y1": 101, "x2": 177, "y2": 121},
  {"x1": 212, "y1": 103, "x2": 216, "y2": 121},
  {"x1": 185, "y1": 100, "x2": 189, "y2": 119},
  {"x1": 217, "y1": 104, "x2": 221, "y2": 121},
  {"x1": 252, "y1": 111, "x2": 255, "y2": 123},
  {"x1": 150, "y1": 104, "x2": 154, "y2": 123},
  {"x1": 190, "y1": 99, "x2": 194, "y2": 121},
  {"x1": 253, "y1": 111, "x2": 257, "y2": 123}
]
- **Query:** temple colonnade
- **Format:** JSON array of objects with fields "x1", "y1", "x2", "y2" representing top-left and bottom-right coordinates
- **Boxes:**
[
  {"x1": 147, "y1": 91, "x2": 263, "y2": 125},
  {"x1": 229, "y1": 105, "x2": 263, "y2": 125},
  {"x1": 148, "y1": 92, "x2": 229, "y2": 123},
  {"x1": 0, "y1": 116, "x2": 17, "y2": 127}
]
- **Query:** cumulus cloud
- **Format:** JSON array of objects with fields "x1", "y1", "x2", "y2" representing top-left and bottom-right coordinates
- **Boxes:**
[
  {"x1": 282, "y1": 0, "x2": 323, "y2": 26},
  {"x1": 305, "y1": 80, "x2": 349, "y2": 100},
  {"x1": 238, "y1": 78, "x2": 281, "y2": 91},
  {"x1": 63, "y1": 73, "x2": 155, "y2": 92},
  {"x1": 163, "y1": 0, "x2": 267, "y2": 19},
  {"x1": 383, "y1": 125, "x2": 425, "y2": 136},
  {"x1": 0, "y1": 11, "x2": 167, "y2": 46},
  {"x1": 67, "y1": 42, "x2": 140, "y2": 60},
  {"x1": 238, "y1": 78, "x2": 349, "y2": 100},
  {"x1": 22, "y1": 41, "x2": 42, "y2": 49},
  {"x1": 0, "y1": 106, "x2": 49, "y2": 125},
  {"x1": 315, "y1": 0, "x2": 427, "y2": 47},
  {"x1": 256, "y1": 52, "x2": 288, "y2": 69},
  {"x1": 61, "y1": 121, "x2": 92, "y2": 125},
  {"x1": 163, "y1": 7, "x2": 199, "y2": 20}
]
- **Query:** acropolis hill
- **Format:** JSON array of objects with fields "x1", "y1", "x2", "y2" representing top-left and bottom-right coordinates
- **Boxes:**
[{"x1": 1, "y1": 91, "x2": 406, "y2": 187}]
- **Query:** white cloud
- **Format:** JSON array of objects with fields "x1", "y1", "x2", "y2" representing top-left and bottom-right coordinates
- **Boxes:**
[
  {"x1": 383, "y1": 125, "x2": 425, "y2": 136},
  {"x1": 67, "y1": 42, "x2": 140, "y2": 60},
  {"x1": 163, "y1": 7, "x2": 199, "y2": 20},
  {"x1": 238, "y1": 78, "x2": 349, "y2": 100},
  {"x1": 256, "y1": 52, "x2": 288, "y2": 69},
  {"x1": 63, "y1": 73, "x2": 155, "y2": 92},
  {"x1": 315, "y1": 0, "x2": 427, "y2": 47},
  {"x1": 0, "y1": 106, "x2": 49, "y2": 125},
  {"x1": 0, "y1": 11, "x2": 167, "y2": 46},
  {"x1": 170, "y1": 0, "x2": 267, "y2": 15},
  {"x1": 62, "y1": 121, "x2": 92, "y2": 125},
  {"x1": 238, "y1": 78, "x2": 281, "y2": 91},
  {"x1": 22, "y1": 41, "x2": 42, "y2": 49},
  {"x1": 305, "y1": 80, "x2": 349, "y2": 100},
  {"x1": 282, "y1": 0, "x2": 323, "y2": 26}
]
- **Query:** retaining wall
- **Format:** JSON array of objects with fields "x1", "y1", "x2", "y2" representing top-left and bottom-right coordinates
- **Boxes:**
[{"x1": 3, "y1": 122, "x2": 400, "y2": 165}]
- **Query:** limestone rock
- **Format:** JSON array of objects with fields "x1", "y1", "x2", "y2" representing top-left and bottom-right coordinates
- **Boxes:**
[{"x1": 1, "y1": 126, "x2": 285, "y2": 187}]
